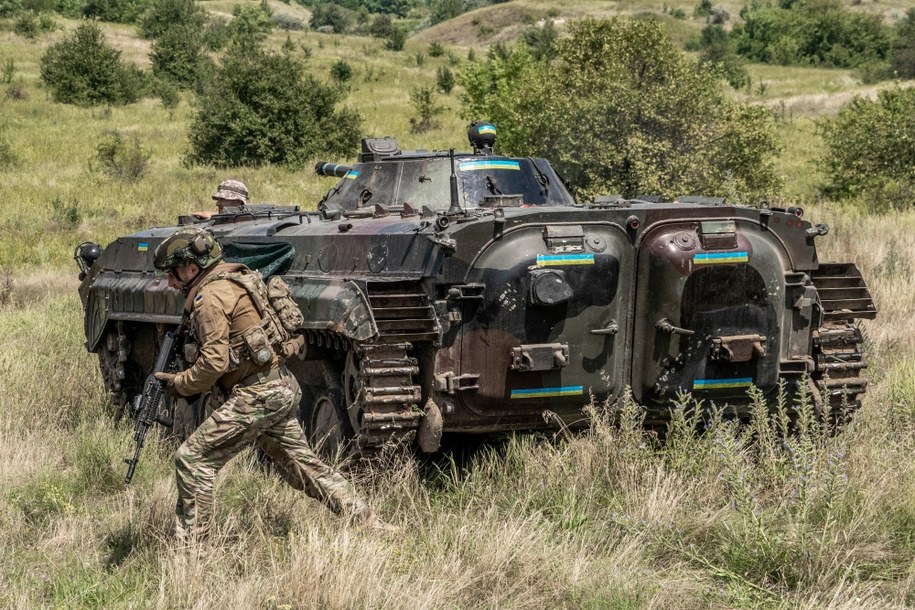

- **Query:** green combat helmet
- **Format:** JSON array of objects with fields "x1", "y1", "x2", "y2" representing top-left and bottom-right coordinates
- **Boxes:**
[{"x1": 153, "y1": 227, "x2": 223, "y2": 272}]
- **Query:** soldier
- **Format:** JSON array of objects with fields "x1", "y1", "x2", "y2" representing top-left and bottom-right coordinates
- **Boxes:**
[
  {"x1": 193, "y1": 179, "x2": 249, "y2": 220},
  {"x1": 152, "y1": 227, "x2": 393, "y2": 543}
]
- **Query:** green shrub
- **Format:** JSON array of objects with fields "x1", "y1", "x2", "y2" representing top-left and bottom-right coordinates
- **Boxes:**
[
  {"x1": 53, "y1": 0, "x2": 82, "y2": 17},
  {"x1": 1, "y1": 58, "x2": 14, "y2": 85},
  {"x1": 10, "y1": 477, "x2": 76, "y2": 527},
  {"x1": 733, "y1": 0, "x2": 890, "y2": 68},
  {"x1": 428, "y1": 41, "x2": 444, "y2": 57},
  {"x1": 151, "y1": 76, "x2": 179, "y2": 112},
  {"x1": 820, "y1": 87, "x2": 915, "y2": 206},
  {"x1": 50, "y1": 195, "x2": 81, "y2": 228},
  {"x1": 139, "y1": 0, "x2": 204, "y2": 39},
  {"x1": 23, "y1": 0, "x2": 56, "y2": 11},
  {"x1": 430, "y1": 0, "x2": 462, "y2": 25},
  {"x1": 13, "y1": 11, "x2": 40, "y2": 38},
  {"x1": 203, "y1": 16, "x2": 230, "y2": 52},
  {"x1": 0, "y1": 132, "x2": 18, "y2": 169},
  {"x1": 229, "y1": 1, "x2": 274, "y2": 51},
  {"x1": 520, "y1": 19, "x2": 558, "y2": 60},
  {"x1": 891, "y1": 8, "x2": 915, "y2": 79},
  {"x1": 273, "y1": 12, "x2": 303, "y2": 31},
  {"x1": 698, "y1": 24, "x2": 750, "y2": 90},
  {"x1": 309, "y1": 2, "x2": 353, "y2": 34},
  {"x1": 187, "y1": 47, "x2": 362, "y2": 167},
  {"x1": 384, "y1": 25, "x2": 407, "y2": 51},
  {"x1": 409, "y1": 86, "x2": 441, "y2": 133},
  {"x1": 0, "y1": 0, "x2": 22, "y2": 17},
  {"x1": 94, "y1": 130, "x2": 151, "y2": 183},
  {"x1": 693, "y1": 0, "x2": 712, "y2": 18},
  {"x1": 330, "y1": 58, "x2": 353, "y2": 83},
  {"x1": 150, "y1": 24, "x2": 210, "y2": 89},
  {"x1": 40, "y1": 22, "x2": 145, "y2": 106},
  {"x1": 82, "y1": 0, "x2": 145, "y2": 24},
  {"x1": 460, "y1": 18, "x2": 781, "y2": 201},
  {"x1": 435, "y1": 64, "x2": 454, "y2": 94},
  {"x1": 368, "y1": 13, "x2": 394, "y2": 38}
]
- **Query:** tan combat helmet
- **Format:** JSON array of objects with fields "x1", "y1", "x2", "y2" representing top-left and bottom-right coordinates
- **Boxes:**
[{"x1": 212, "y1": 179, "x2": 249, "y2": 205}]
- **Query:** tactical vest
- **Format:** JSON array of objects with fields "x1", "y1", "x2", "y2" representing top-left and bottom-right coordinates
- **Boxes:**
[{"x1": 197, "y1": 268, "x2": 304, "y2": 366}]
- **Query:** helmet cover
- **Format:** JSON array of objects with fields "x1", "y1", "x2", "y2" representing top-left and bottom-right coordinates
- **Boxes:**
[{"x1": 212, "y1": 179, "x2": 249, "y2": 204}]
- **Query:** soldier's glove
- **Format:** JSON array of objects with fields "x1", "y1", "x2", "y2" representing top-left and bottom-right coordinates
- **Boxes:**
[{"x1": 154, "y1": 372, "x2": 181, "y2": 397}]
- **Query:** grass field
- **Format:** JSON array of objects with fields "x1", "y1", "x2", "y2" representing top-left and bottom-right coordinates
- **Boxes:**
[{"x1": 2, "y1": 4, "x2": 915, "y2": 608}]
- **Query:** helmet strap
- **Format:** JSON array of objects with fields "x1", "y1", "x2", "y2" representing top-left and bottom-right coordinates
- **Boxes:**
[{"x1": 175, "y1": 264, "x2": 207, "y2": 295}]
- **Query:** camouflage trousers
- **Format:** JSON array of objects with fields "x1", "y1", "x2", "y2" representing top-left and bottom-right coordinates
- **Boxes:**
[{"x1": 174, "y1": 368, "x2": 370, "y2": 542}]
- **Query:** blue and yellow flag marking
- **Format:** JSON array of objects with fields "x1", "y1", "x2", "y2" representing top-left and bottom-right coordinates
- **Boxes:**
[
  {"x1": 137, "y1": 242, "x2": 149, "y2": 252},
  {"x1": 693, "y1": 251, "x2": 749, "y2": 265},
  {"x1": 344, "y1": 170, "x2": 360, "y2": 179},
  {"x1": 536, "y1": 253, "x2": 595, "y2": 267},
  {"x1": 693, "y1": 377, "x2": 753, "y2": 390},
  {"x1": 477, "y1": 123, "x2": 497, "y2": 135},
  {"x1": 459, "y1": 159, "x2": 521, "y2": 172},
  {"x1": 511, "y1": 386, "x2": 584, "y2": 399}
]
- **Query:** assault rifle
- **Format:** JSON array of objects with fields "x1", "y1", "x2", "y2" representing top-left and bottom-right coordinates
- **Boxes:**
[{"x1": 123, "y1": 325, "x2": 184, "y2": 484}]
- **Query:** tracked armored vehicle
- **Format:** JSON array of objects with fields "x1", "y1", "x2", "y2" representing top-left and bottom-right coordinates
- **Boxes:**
[{"x1": 75, "y1": 123, "x2": 877, "y2": 455}]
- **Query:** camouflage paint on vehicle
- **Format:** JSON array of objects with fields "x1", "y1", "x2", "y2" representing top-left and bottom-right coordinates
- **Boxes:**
[{"x1": 75, "y1": 125, "x2": 877, "y2": 454}]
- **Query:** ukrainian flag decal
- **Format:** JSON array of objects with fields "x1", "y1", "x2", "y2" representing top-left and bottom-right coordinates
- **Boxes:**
[
  {"x1": 478, "y1": 123, "x2": 497, "y2": 135},
  {"x1": 459, "y1": 159, "x2": 521, "y2": 172},
  {"x1": 511, "y1": 386, "x2": 584, "y2": 399},
  {"x1": 344, "y1": 170, "x2": 360, "y2": 179},
  {"x1": 138, "y1": 242, "x2": 149, "y2": 252},
  {"x1": 536, "y1": 253, "x2": 594, "y2": 266},
  {"x1": 693, "y1": 377, "x2": 753, "y2": 390},
  {"x1": 693, "y1": 251, "x2": 749, "y2": 265}
]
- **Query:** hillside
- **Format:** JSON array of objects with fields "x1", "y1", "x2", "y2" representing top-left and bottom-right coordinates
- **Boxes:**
[{"x1": 2, "y1": 3, "x2": 915, "y2": 608}]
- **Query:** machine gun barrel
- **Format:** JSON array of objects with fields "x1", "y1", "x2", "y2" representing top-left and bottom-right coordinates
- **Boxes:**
[
  {"x1": 315, "y1": 162, "x2": 354, "y2": 178},
  {"x1": 123, "y1": 326, "x2": 183, "y2": 484}
]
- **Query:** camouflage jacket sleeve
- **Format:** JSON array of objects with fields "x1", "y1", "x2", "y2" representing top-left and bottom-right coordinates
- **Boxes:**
[{"x1": 172, "y1": 282, "x2": 235, "y2": 396}]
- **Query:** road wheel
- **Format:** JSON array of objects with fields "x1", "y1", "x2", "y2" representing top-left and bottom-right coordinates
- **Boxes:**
[{"x1": 300, "y1": 385, "x2": 355, "y2": 461}]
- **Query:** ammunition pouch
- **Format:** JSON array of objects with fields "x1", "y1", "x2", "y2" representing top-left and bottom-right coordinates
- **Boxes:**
[{"x1": 240, "y1": 324, "x2": 274, "y2": 366}]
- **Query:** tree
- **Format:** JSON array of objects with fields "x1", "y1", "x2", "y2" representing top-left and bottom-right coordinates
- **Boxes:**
[
  {"x1": 430, "y1": 0, "x2": 463, "y2": 24},
  {"x1": 520, "y1": 19, "x2": 558, "y2": 61},
  {"x1": 229, "y1": 1, "x2": 274, "y2": 51},
  {"x1": 309, "y1": 2, "x2": 353, "y2": 33},
  {"x1": 733, "y1": 0, "x2": 890, "y2": 68},
  {"x1": 409, "y1": 86, "x2": 442, "y2": 133},
  {"x1": 891, "y1": 8, "x2": 915, "y2": 79},
  {"x1": 40, "y1": 22, "x2": 144, "y2": 106},
  {"x1": 139, "y1": 0, "x2": 205, "y2": 39},
  {"x1": 187, "y1": 47, "x2": 362, "y2": 167},
  {"x1": 697, "y1": 24, "x2": 750, "y2": 90},
  {"x1": 82, "y1": 0, "x2": 145, "y2": 23},
  {"x1": 150, "y1": 24, "x2": 210, "y2": 89},
  {"x1": 820, "y1": 87, "x2": 915, "y2": 208},
  {"x1": 460, "y1": 18, "x2": 781, "y2": 201}
]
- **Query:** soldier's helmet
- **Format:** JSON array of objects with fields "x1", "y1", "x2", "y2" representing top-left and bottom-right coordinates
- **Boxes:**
[
  {"x1": 154, "y1": 227, "x2": 223, "y2": 271},
  {"x1": 212, "y1": 179, "x2": 249, "y2": 204}
]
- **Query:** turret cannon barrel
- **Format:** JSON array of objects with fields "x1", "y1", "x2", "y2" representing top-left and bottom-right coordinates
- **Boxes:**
[{"x1": 315, "y1": 162, "x2": 354, "y2": 178}]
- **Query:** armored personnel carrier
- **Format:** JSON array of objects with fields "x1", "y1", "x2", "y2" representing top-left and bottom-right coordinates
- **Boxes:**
[{"x1": 75, "y1": 123, "x2": 877, "y2": 455}]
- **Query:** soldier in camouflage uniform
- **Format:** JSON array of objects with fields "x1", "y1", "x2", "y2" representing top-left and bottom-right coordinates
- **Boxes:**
[
  {"x1": 152, "y1": 227, "x2": 389, "y2": 543},
  {"x1": 193, "y1": 179, "x2": 249, "y2": 220}
]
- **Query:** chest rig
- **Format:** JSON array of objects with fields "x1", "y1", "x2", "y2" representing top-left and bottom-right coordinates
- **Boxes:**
[{"x1": 187, "y1": 268, "x2": 304, "y2": 369}]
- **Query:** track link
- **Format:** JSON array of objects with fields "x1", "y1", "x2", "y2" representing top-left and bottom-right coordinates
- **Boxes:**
[
  {"x1": 353, "y1": 342, "x2": 422, "y2": 454},
  {"x1": 811, "y1": 322, "x2": 867, "y2": 419}
]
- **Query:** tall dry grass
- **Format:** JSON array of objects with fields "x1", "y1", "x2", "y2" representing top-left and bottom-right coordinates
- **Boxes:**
[{"x1": 2, "y1": 10, "x2": 915, "y2": 609}]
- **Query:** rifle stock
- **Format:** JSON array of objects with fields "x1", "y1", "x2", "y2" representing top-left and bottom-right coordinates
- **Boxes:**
[{"x1": 123, "y1": 325, "x2": 185, "y2": 484}]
